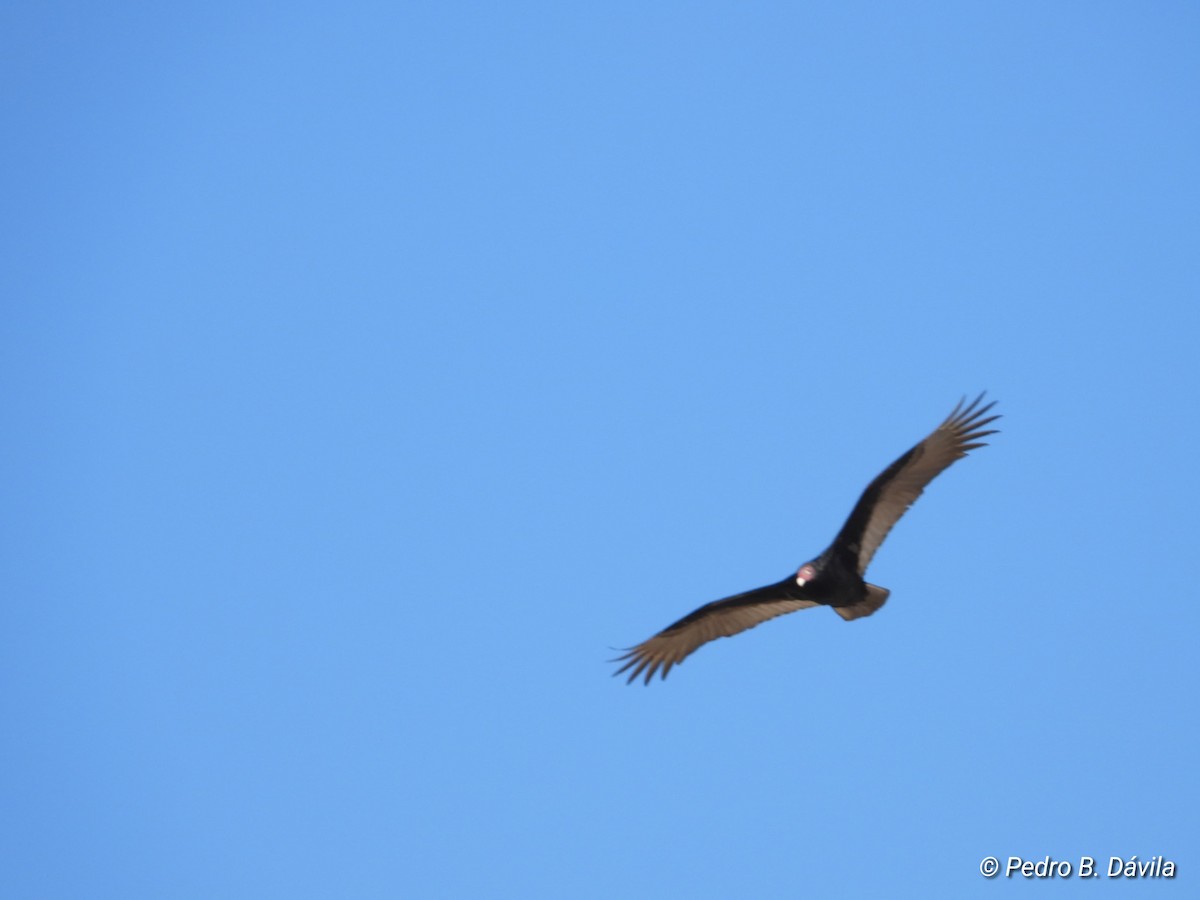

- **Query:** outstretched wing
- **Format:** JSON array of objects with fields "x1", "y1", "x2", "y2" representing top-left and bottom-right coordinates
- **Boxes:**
[
  {"x1": 612, "y1": 580, "x2": 818, "y2": 685},
  {"x1": 832, "y1": 393, "x2": 1000, "y2": 575}
]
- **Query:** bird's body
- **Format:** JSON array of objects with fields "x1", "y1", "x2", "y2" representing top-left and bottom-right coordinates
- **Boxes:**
[{"x1": 613, "y1": 394, "x2": 999, "y2": 684}]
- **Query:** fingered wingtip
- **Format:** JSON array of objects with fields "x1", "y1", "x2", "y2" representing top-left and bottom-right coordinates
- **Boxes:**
[
  {"x1": 610, "y1": 644, "x2": 674, "y2": 684},
  {"x1": 944, "y1": 392, "x2": 1001, "y2": 436}
]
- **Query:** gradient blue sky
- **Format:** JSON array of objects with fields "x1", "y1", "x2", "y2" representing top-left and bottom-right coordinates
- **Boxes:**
[{"x1": 4, "y1": 3, "x2": 1198, "y2": 897}]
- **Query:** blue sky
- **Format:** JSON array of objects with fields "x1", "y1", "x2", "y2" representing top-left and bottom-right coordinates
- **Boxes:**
[{"x1": 3, "y1": 2, "x2": 1198, "y2": 897}]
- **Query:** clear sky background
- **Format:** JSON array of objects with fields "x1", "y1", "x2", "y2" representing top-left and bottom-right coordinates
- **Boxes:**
[{"x1": 3, "y1": 3, "x2": 1198, "y2": 897}]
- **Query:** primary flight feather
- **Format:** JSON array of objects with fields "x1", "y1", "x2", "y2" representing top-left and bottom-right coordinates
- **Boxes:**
[{"x1": 613, "y1": 393, "x2": 999, "y2": 684}]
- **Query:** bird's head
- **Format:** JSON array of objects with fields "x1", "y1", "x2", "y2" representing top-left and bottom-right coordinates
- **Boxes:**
[{"x1": 794, "y1": 562, "x2": 818, "y2": 587}]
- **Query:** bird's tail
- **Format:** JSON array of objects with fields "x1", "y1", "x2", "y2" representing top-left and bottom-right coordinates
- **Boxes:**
[{"x1": 834, "y1": 584, "x2": 890, "y2": 621}]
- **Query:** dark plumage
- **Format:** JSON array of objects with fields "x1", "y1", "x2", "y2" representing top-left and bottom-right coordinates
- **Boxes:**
[{"x1": 613, "y1": 394, "x2": 1000, "y2": 684}]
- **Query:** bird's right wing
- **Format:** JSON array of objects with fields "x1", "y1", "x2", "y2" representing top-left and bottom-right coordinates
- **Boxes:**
[
  {"x1": 832, "y1": 394, "x2": 1000, "y2": 575},
  {"x1": 612, "y1": 582, "x2": 818, "y2": 685}
]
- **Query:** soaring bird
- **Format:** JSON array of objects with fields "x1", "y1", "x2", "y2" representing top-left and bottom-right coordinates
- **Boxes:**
[{"x1": 613, "y1": 394, "x2": 999, "y2": 684}]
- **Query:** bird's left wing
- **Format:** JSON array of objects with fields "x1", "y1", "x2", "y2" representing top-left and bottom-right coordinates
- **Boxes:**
[{"x1": 612, "y1": 582, "x2": 818, "y2": 685}]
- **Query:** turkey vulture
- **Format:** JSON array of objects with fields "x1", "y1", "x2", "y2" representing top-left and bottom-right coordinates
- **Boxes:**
[{"x1": 613, "y1": 394, "x2": 999, "y2": 684}]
